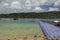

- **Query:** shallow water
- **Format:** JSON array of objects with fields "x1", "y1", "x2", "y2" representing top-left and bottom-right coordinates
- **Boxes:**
[
  {"x1": 0, "y1": 22, "x2": 44, "y2": 36},
  {"x1": 0, "y1": 19, "x2": 46, "y2": 40}
]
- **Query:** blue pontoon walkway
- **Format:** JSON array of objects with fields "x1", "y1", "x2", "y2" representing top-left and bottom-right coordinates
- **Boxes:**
[{"x1": 39, "y1": 21, "x2": 60, "y2": 40}]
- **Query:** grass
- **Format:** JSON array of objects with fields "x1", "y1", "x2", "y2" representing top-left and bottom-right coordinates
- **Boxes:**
[{"x1": 0, "y1": 22, "x2": 46, "y2": 40}]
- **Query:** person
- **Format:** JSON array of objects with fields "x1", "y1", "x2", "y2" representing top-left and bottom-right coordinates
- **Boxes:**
[{"x1": 13, "y1": 18, "x2": 18, "y2": 20}]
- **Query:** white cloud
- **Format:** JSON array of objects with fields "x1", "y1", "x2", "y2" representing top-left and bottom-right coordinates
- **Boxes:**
[
  {"x1": 33, "y1": 7, "x2": 43, "y2": 11},
  {"x1": 32, "y1": 6, "x2": 48, "y2": 12},
  {"x1": 39, "y1": 0, "x2": 47, "y2": 5},
  {"x1": 0, "y1": 0, "x2": 60, "y2": 13},
  {"x1": 0, "y1": 2, "x2": 10, "y2": 9},
  {"x1": 3, "y1": 3, "x2": 9, "y2": 6},
  {"x1": 25, "y1": 0, "x2": 32, "y2": 9},
  {"x1": 1, "y1": 2, "x2": 9, "y2": 6},
  {"x1": 10, "y1": 1, "x2": 21, "y2": 9},
  {"x1": 48, "y1": 8, "x2": 59, "y2": 11},
  {"x1": 39, "y1": 0, "x2": 57, "y2": 5},
  {"x1": 30, "y1": 0, "x2": 40, "y2": 6},
  {"x1": 54, "y1": 0, "x2": 60, "y2": 7}
]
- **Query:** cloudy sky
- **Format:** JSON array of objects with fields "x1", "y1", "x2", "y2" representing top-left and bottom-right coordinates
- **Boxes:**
[{"x1": 0, "y1": 0, "x2": 60, "y2": 13}]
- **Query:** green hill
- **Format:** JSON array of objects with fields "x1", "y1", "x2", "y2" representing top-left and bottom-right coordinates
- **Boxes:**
[{"x1": 0, "y1": 11, "x2": 60, "y2": 19}]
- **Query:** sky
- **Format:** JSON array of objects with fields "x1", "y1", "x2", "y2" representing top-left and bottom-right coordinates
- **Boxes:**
[{"x1": 0, "y1": 0, "x2": 60, "y2": 13}]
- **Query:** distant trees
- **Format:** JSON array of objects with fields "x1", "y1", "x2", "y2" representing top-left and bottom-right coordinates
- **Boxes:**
[{"x1": 0, "y1": 11, "x2": 60, "y2": 19}]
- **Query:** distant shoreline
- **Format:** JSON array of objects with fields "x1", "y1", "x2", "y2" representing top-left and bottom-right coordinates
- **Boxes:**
[{"x1": 0, "y1": 11, "x2": 60, "y2": 19}]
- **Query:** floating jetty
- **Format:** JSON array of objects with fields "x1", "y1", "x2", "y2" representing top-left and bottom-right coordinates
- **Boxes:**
[{"x1": 39, "y1": 21, "x2": 60, "y2": 40}]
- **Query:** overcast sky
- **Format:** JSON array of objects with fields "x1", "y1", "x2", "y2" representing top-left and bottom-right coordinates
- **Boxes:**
[{"x1": 0, "y1": 0, "x2": 60, "y2": 13}]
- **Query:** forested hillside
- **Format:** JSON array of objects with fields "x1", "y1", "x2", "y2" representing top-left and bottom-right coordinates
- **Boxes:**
[{"x1": 0, "y1": 11, "x2": 60, "y2": 19}]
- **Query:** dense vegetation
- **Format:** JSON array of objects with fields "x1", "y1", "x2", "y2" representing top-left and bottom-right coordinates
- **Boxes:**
[{"x1": 0, "y1": 11, "x2": 60, "y2": 19}]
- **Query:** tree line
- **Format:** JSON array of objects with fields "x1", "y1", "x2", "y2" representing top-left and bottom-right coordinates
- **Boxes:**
[{"x1": 0, "y1": 11, "x2": 60, "y2": 19}]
